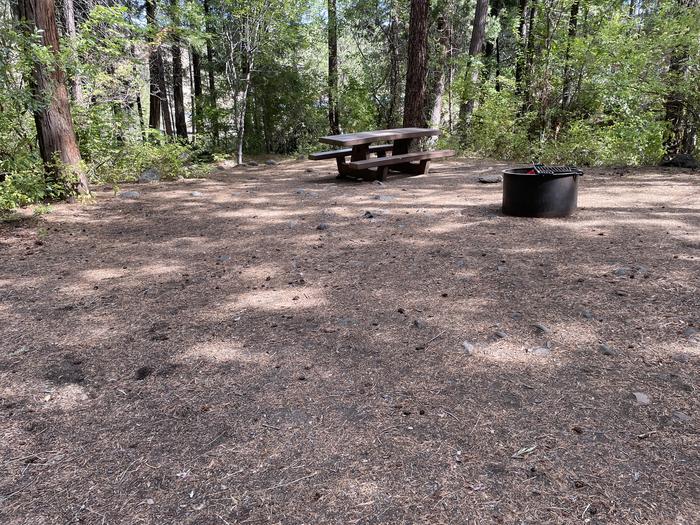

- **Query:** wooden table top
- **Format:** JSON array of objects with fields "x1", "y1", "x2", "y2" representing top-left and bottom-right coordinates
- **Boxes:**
[{"x1": 319, "y1": 127, "x2": 440, "y2": 147}]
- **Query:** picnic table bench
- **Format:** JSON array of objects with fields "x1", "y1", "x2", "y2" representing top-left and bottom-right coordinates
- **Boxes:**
[{"x1": 308, "y1": 127, "x2": 454, "y2": 181}]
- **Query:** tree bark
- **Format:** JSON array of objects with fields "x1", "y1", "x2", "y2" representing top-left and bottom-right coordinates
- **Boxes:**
[
  {"x1": 514, "y1": 0, "x2": 528, "y2": 94},
  {"x1": 460, "y1": 0, "x2": 489, "y2": 125},
  {"x1": 146, "y1": 0, "x2": 161, "y2": 133},
  {"x1": 428, "y1": 13, "x2": 449, "y2": 129},
  {"x1": 203, "y1": 0, "x2": 219, "y2": 144},
  {"x1": 403, "y1": 0, "x2": 430, "y2": 128},
  {"x1": 157, "y1": 51, "x2": 174, "y2": 137},
  {"x1": 385, "y1": 3, "x2": 402, "y2": 128},
  {"x1": 561, "y1": 0, "x2": 580, "y2": 110},
  {"x1": 14, "y1": 0, "x2": 89, "y2": 194},
  {"x1": 191, "y1": 47, "x2": 203, "y2": 139},
  {"x1": 62, "y1": 0, "x2": 82, "y2": 104},
  {"x1": 170, "y1": 0, "x2": 188, "y2": 140},
  {"x1": 327, "y1": 0, "x2": 340, "y2": 134}
]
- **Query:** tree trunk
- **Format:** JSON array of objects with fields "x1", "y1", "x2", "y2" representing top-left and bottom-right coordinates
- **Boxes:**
[
  {"x1": 561, "y1": 0, "x2": 580, "y2": 110},
  {"x1": 403, "y1": 0, "x2": 430, "y2": 128},
  {"x1": 386, "y1": 4, "x2": 402, "y2": 128},
  {"x1": 191, "y1": 47, "x2": 203, "y2": 139},
  {"x1": 63, "y1": 0, "x2": 82, "y2": 104},
  {"x1": 514, "y1": 0, "x2": 528, "y2": 94},
  {"x1": 663, "y1": 50, "x2": 689, "y2": 156},
  {"x1": 327, "y1": 0, "x2": 340, "y2": 134},
  {"x1": 171, "y1": 0, "x2": 188, "y2": 140},
  {"x1": 428, "y1": 13, "x2": 449, "y2": 129},
  {"x1": 14, "y1": 0, "x2": 89, "y2": 194},
  {"x1": 460, "y1": 0, "x2": 489, "y2": 125},
  {"x1": 146, "y1": 0, "x2": 161, "y2": 133},
  {"x1": 203, "y1": 0, "x2": 219, "y2": 144},
  {"x1": 157, "y1": 51, "x2": 174, "y2": 137}
]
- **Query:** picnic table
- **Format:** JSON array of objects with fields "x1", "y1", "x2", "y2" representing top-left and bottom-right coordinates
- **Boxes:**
[{"x1": 308, "y1": 127, "x2": 454, "y2": 181}]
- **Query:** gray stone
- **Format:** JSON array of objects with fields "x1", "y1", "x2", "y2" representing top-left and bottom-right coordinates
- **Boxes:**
[
  {"x1": 581, "y1": 309, "x2": 593, "y2": 320},
  {"x1": 373, "y1": 195, "x2": 395, "y2": 202},
  {"x1": 683, "y1": 327, "x2": 698, "y2": 338},
  {"x1": 217, "y1": 255, "x2": 231, "y2": 262},
  {"x1": 632, "y1": 392, "x2": 651, "y2": 406},
  {"x1": 265, "y1": 159, "x2": 278, "y2": 166},
  {"x1": 363, "y1": 211, "x2": 374, "y2": 219},
  {"x1": 672, "y1": 353, "x2": 689, "y2": 363},
  {"x1": 599, "y1": 343, "x2": 617, "y2": 356},
  {"x1": 614, "y1": 267, "x2": 629, "y2": 277},
  {"x1": 119, "y1": 190, "x2": 140, "y2": 199},
  {"x1": 461, "y1": 341, "x2": 475, "y2": 355},
  {"x1": 305, "y1": 168, "x2": 314, "y2": 173},
  {"x1": 139, "y1": 168, "x2": 161, "y2": 183},
  {"x1": 190, "y1": 191, "x2": 203, "y2": 197},
  {"x1": 317, "y1": 223, "x2": 329, "y2": 231},
  {"x1": 530, "y1": 347, "x2": 551, "y2": 357},
  {"x1": 532, "y1": 323, "x2": 550, "y2": 334},
  {"x1": 478, "y1": 175, "x2": 502, "y2": 184},
  {"x1": 672, "y1": 411, "x2": 690, "y2": 422},
  {"x1": 494, "y1": 331, "x2": 507, "y2": 339},
  {"x1": 511, "y1": 312, "x2": 524, "y2": 321}
]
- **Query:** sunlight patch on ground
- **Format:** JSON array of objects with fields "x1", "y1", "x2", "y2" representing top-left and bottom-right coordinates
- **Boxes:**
[
  {"x1": 238, "y1": 263, "x2": 286, "y2": 282},
  {"x1": 225, "y1": 287, "x2": 327, "y2": 311},
  {"x1": 181, "y1": 340, "x2": 270, "y2": 365}
]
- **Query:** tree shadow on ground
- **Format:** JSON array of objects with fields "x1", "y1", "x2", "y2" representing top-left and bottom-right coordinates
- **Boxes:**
[{"x1": 0, "y1": 159, "x2": 698, "y2": 524}]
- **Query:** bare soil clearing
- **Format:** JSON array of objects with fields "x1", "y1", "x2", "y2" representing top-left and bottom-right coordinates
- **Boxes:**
[{"x1": 1, "y1": 159, "x2": 699, "y2": 524}]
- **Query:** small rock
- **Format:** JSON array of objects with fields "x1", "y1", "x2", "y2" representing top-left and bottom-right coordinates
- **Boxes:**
[
  {"x1": 672, "y1": 352, "x2": 689, "y2": 363},
  {"x1": 373, "y1": 180, "x2": 384, "y2": 185},
  {"x1": 530, "y1": 347, "x2": 551, "y2": 357},
  {"x1": 615, "y1": 290, "x2": 628, "y2": 296},
  {"x1": 532, "y1": 323, "x2": 550, "y2": 334},
  {"x1": 461, "y1": 341, "x2": 475, "y2": 354},
  {"x1": 599, "y1": 343, "x2": 616, "y2": 356},
  {"x1": 363, "y1": 211, "x2": 374, "y2": 219},
  {"x1": 305, "y1": 168, "x2": 314, "y2": 173},
  {"x1": 478, "y1": 175, "x2": 502, "y2": 184},
  {"x1": 494, "y1": 331, "x2": 507, "y2": 339},
  {"x1": 412, "y1": 319, "x2": 425, "y2": 329},
  {"x1": 511, "y1": 312, "x2": 523, "y2": 321},
  {"x1": 317, "y1": 223, "x2": 329, "y2": 231},
  {"x1": 581, "y1": 309, "x2": 593, "y2": 320},
  {"x1": 496, "y1": 265, "x2": 506, "y2": 272},
  {"x1": 373, "y1": 195, "x2": 395, "y2": 202},
  {"x1": 265, "y1": 159, "x2": 278, "y2": 166},
  {"x1": 119, "y1": 190, "x2": 140, "y2": 199},
  {"x1": 672, "y1": 411, "x2": 690, "y2": 422},
  {"x1": 217, "y1": 255, "x2": 231, "y2": 262},
  {"x1": 190, "y1": 191, "x2": 203, "y2": 197},
  {"x1": 613, "y1": 267, "x2": 629, "y2": 277},
  {"x1": 683, "y1": 327, "x2": 698, "y2": 338},
  {"x1": 135, "y1": 366, "x2": 153, "y2": 380},
  {"x1": 632, "y1": 392, "x2": 651, "y2": 406},
  {"x1": 139, "y1": 168, "x2": 161, "y2": 183}
]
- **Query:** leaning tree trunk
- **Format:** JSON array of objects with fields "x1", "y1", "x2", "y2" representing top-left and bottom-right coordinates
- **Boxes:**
[
  {"x1": 171, "y1": 0, "x2": 188, "y2": 140},
  {"x1": 327, "y1": 0, "x2": 340, "y2": 134},
  {"x1": 459, "y1": 0, "x2": 489, "y2": 125},
  {"x1": 14, "y1": 0, "x2": 89, "y2": 194},
  {"x1": 403, "y1": 0, "x2": 430, "y2": 128}
]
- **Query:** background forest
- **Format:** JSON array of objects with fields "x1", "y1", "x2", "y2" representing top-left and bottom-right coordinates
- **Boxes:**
[{"x1": 0, "y1": 0, "x2": 698, "y2": 209}]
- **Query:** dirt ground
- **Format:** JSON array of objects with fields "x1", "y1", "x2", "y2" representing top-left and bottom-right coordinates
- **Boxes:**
[{"x1": 1, "y1": 158, "x2": 699, "y2": 524}]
